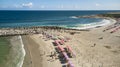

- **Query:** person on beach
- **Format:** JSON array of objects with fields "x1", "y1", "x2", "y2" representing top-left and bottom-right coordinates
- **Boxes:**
[
  {"x1": 50, "y1": 51, "x2": 57, "y2": 59},
  {"x1": 94, "y1": 43, "x2": 96, "y2": 47},
  {"x1": 91, "y1": 43, "x2": 96, "y2": 47},
  {"x1": 50, "y1": 52, "x2": 54, "y2": 59},
  {"x1": 53, "y1": 51, "x2": 57, "y2": 59}
]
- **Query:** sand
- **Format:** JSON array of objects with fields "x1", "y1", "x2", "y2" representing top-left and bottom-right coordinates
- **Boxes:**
[
  {"x1": 22, "y1": 35, "x2": 43, "y2": 67},
  {"x1": 22, "y1": 19, "x2": 120, "y2": 67}
]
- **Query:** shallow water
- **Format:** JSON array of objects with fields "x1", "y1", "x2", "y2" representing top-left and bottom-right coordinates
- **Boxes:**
[
  {"x1": 2, "y1": 36, "x2": 26, "y2": 67},
  {"x1": 0, "y1": 37, "x2": 10, "y2": 67}
]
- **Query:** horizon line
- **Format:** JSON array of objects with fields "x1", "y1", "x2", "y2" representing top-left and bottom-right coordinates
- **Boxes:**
[{"x1": 0, "y1": 10, "x2": 120, "y2": 11}]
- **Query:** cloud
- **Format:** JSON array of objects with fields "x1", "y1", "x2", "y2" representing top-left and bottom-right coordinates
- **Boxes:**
[
  {"x1": 22, "y1": 2, "x2": 33, "y2": 8},
  {"x1": 95, "y1": 3, "x2": 100, "y2": 6}
]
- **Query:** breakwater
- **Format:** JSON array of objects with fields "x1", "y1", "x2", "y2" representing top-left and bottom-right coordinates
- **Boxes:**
[{"x1": 0, "y1": 26, "x2": 82, "y2": 36}]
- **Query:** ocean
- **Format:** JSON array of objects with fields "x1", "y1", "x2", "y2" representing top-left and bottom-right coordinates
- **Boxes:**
[{"x1": 0, "y1": 10, "x2": 119, "y2": 29}]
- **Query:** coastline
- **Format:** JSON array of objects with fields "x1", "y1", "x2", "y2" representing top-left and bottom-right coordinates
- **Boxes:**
[
  {"x1": 70, "y1": 18, "x2": 116, "y2": 30},
  {"x1": 22, "y1": 35, "x2": 43, "y2": 67},
  {"x1": 21, "y1": 17, "x2": 120, "y2": 67},
  {"x1": 22, "y1": 35, "x2": 32, "y2": 67},
  {"x1": 0, "y1": 17, "x2": 116, "y2": 37},
  {"x1": 0, "y1": 12, "x2": 120, "y2": 67},
  {"x1": 18, "y1": 36, "x2": 26, "y2": 67}
]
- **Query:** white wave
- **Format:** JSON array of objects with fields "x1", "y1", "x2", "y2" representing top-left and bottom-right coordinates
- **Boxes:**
[
  {"x1": 70, "y1": 16, "x2": 78, "y2": 19},
  {"x1": 17, "y1": 36, "x2": 26, "y2": 67},
  {"x1": 71, "y1": 19, "x2": 112, "y2": 30}
]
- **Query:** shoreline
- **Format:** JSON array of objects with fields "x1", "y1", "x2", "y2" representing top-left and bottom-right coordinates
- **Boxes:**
[
  {"x1": 21, "y1": 16, "x2": 120, "y2": 67},
  {"x1": 0, "y1": 17, "x2": 117, "y2": 36},
  {"x1": 18, "y1": 36, "x2": 26, "y2": 67},
  {"x1": 22, "y1": 35, "x2": 43, "y2": 67},
  {"x1": 70, "y1": 18, "x2": 116, "y2": 30}
]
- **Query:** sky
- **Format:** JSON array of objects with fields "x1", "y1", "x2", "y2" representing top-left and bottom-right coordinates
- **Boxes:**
[{"x1": 0, "y1": 0, "x2": 120, "y2": 10}]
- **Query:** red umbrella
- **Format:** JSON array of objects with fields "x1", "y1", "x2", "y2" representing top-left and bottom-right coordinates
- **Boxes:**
[
  {"x1": 67, "y1": 45, "x2": 76, "y2": 57},
  {"x1": 57, "y1": 45, "x2": 65, "y2": 52},
  {"x1": 54, "y1": 40, "x2": 60, "y2": 45},
  {"x1": 111, "y1": 26, "x2": 120, "y2": 33},
  {"x1": 59, "y1": 39, "x2": 64, "y2": 45}
]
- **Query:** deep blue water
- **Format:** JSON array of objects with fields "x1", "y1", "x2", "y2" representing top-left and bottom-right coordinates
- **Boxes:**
[{"x1": 0, "y1": 10, "x2": 119, "y2": 28}]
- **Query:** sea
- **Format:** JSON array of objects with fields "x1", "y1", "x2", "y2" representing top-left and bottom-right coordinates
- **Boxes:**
[
  {"x1": 0, "y1": 10, "x2": 120, "y2": 29},
  {"x1": 0, "y1": 10, "x2": 119, "y2": 67}
]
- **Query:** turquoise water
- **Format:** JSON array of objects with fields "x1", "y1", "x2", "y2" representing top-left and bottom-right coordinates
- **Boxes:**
[{"x1": 0, "y1": 10, "x2": 119, "y2": 28}]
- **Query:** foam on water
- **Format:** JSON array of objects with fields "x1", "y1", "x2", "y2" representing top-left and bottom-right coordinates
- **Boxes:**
[
  {"x1": 3, "y1": 36, "x2": 26, "y2": 67},
  {"x1": 17, "y1": 36, "x2": 26, "y2": 67},
  {"x1": 70, "y1": 19, "x2": 112, "y2": 29},
  {"x1": 70, "y1": 16, "x2": 79, "y2": 19}
]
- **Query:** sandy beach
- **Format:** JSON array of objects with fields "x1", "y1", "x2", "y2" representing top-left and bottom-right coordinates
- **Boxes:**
[
  {"x1": 22, "y1": 35, "x2": 43, "y2": 67},
  {"x1": 21, "y1": 18, "x2": 120, "y2": 67}
]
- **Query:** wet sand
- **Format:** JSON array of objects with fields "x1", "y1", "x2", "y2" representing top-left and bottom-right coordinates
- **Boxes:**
[{"x1": 22, "y1": 35, "x2": 43, "y2": 67}]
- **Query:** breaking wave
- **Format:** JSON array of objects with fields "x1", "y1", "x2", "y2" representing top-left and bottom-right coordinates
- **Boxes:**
[
  {"x1": 61, "y1": 19, "x2": 113, "y2": 30},
  {"x1": 17, "y1": 36, "x2": 26, "y2": 67}
]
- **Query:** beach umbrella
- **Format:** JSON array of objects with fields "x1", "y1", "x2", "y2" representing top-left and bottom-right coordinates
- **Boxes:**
[
  {"x1": 57, "y1": 45, "x2": 65, "y2": 52},
  {"x1": 54, "y1": 40, "x2": 60, "y2": 45},
  {"x1": 59, "y1": 39, "x2": 65, "y2": 45},
  {"x1": 66, "y1": 45, "x2": 76, "y2": 57},
  {"x1": 62, "y1": 52, "x2": 69, "y2": 61},
  {"x1": 110, "y1": 26, "x2": 120, "y2": 33},
  {"x1": 67, "y1": 61, "x2": 74, "y2": 67}
]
